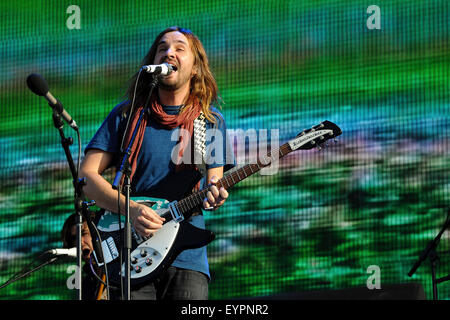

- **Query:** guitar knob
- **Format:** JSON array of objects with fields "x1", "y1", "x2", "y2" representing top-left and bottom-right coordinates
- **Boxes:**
[
  {"x1": 145, "y1": 258, "x2": 153, "y2": 266},
  {"x1": 134, "y1": 266, "x2": 142, "y2": 273},
  {"x1": 131, "y1": 256, "x2": 138, "y2": 264},
  {"x1": 140, "y1": 249, "x2": 147, "y2": 257}
]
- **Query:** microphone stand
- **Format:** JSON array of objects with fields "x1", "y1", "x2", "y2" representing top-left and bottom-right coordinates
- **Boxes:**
[
  {"x1": 112, "y1": 74, "x2": 159, "y2": 300},
  {"x1": 52, "y1": 111, "x2": 103, "y2": 300},
  {"x1": 52, "y1": 112, "x2": 83, "y2": 300},
  {"x1": 2, "y1": 111, "x2": 97, "y2": 299},
  {"x1": 0, "y1": 253, "x2": 59, "y2": 290},
  {"x1": 408, "y1": 207, "x2": 450, "y2": 300}
]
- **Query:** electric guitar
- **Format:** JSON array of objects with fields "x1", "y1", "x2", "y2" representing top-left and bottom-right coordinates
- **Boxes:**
[{"x1": 94, "y1": 120, "x2": 342, "y2": 287}]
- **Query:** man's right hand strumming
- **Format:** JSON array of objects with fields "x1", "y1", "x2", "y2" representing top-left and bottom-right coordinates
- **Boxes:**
[
  {"x1": 129, "y1": 203, "x2": 165, "y2": 238},
  {"x1": 80, "y1": 149, "x2": 165, "y2": 238}
]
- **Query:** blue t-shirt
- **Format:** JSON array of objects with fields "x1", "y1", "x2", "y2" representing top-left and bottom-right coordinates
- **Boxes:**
[{"x1": 85, "y1": 101, "x2": 235, "y2": 279}]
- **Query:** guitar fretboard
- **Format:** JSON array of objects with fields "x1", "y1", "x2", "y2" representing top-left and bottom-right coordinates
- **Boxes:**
[{"x1": 174, "y1": 142, "x2": 294, "y2": 215}]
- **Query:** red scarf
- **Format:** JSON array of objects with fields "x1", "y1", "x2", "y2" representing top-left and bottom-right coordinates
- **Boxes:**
[{"x1": 120, "y1": 96, "x2": 202, "y2": 187}]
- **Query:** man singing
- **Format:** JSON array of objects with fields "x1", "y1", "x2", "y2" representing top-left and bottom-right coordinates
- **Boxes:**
[{"x1": 80, "y1": 26, "x2": 234, "y2": 300}]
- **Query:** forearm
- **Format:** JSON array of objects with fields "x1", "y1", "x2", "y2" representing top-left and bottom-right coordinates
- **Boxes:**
[
  {"x1": 81, "y1": 170, "x2": 139, "y2": 215},
  {"x1": 79, "y1": 149, "x2": 139, "y2": 215}
]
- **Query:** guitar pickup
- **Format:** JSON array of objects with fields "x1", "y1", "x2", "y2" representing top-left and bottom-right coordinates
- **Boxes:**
[{"x1": 168, "y1": 201, "x2": 184, "y2": 223}]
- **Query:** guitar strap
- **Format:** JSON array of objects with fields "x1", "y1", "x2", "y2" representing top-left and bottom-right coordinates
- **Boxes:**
[{"x1": 193, "y1": 112, "x2": 207, "y2": 178}]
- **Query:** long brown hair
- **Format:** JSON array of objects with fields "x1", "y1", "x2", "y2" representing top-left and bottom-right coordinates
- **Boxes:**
[{"x1": 123, "y1": 27, "x2": 222, "y2": 123}]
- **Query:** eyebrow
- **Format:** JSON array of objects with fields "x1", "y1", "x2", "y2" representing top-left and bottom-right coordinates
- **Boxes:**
[{"x1": 157, "y1": 39, "x2": 188, "y2": 47}]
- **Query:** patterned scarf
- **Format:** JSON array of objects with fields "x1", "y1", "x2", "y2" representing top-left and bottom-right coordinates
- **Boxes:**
[{"x1": 120, "y1": 96, "x2": 202, "y2": 187}]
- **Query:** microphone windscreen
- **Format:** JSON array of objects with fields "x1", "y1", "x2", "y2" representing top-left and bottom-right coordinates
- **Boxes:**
[{"x1": 26, "y1": 73, "x2": 49, "y2": 96}]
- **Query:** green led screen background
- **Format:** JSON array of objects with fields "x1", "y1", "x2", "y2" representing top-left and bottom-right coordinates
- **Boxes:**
[{"x1": 0, "y1": 0, "x2": 449, "y2": 299}]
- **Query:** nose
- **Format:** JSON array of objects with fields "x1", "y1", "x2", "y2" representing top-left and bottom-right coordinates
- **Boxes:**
[{"x1": 165, "y1": 46, "x2": 176, "y2": 59}]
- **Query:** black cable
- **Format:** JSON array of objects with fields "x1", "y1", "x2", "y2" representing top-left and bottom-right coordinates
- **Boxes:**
[
  {"x1": 89, "y1": 220, "x2": 112, "y2": 299},
  {"x1": 120, "y1": 68, "x2": 143, "y2": 152},
  {"x1": 75, "y1": 128, "x2": 81, "y2": 179},
  {"x1": 75, "y1": 119, "x2": 112, "y2": 299},
  {"x1": 89, "y1": 256, "x2": 106, "y2": 286},
  {"x1": 118, "y1": 184, "x2": 124, "y2": 300}
]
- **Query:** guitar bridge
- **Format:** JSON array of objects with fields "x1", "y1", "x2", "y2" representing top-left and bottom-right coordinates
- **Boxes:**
[{"x1": 168, "y1": 201, "x2": 184, "y2": 223}]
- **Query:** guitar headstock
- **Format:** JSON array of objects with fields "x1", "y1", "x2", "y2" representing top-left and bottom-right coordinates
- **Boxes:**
[{"x1": 288, "y1": 120, "x2": 342, "y2": 151}]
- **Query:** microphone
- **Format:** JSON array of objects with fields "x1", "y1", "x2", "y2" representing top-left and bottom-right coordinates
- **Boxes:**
[
  {"x1": 141, "y1": 62, "x2": 175, "y2": 75},
  {"x1": 26, "y1": 74, "x2": 78, "y2": 130},
  {"x1": 46, "y1": 247, "x2": 77, "y2": 258}
]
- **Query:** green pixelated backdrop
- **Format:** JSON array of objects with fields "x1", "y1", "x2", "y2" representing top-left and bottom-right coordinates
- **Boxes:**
[{"x1": 0, "y1": 0, "x2": 449, "y2": 299}]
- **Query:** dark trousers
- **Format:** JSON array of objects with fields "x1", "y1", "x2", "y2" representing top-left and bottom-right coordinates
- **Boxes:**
[{"x1": 109, "y1": 267, "x2": 209, "y2": 300}]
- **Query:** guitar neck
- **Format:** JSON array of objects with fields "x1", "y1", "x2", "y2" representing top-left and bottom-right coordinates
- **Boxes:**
[{"x1": 175, "y1": 142, "x2": 294, "y2": 215}]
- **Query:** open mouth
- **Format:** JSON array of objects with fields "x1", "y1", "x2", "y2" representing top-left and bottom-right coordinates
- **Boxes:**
[
  {"x1": 82, "y1": 248, "x2": 91, "y2": 259},
  {"x1": 169, "y1": 64, "x2": 178, "y2": 72},
  {"x1": 163, "y1": 61, "x2": 178, "y2": 73}
]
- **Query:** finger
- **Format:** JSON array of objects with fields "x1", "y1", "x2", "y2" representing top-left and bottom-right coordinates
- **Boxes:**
[
  {"x1": 214, "y1": 200, "x2": 224, "y2": 208},
  {"x1": 206, "y1": 191, "x2": 216, "y2": 206},
  {"x1": 209, "y1": 175, "x2": 218, "y2": 185},
  {"x1": 210, "y1": 185, "x2": 219, "y2": 198},
  {"x1": 215, "y1": 197, "x2": 226, "y2": 208},
  {"x1": 134, "y1": 218, "x2": 163, "y2": 236},
  {"x1": 141, "y1": 206, "x2": 165, "y2": 223},
  {"x1": 137, "y1": 216, "x2": 163, "y2": 230},
  {"x1": 133, "y1": 223, "x2": 153, "y2": 237},
  {"x1": 203, "y1": 198, "x2": 214, "y2": 211},
  {"x1": 148, "y1": 209, "x2": 165, "y2": 223},
  {"x1": 138, "y1": 215, "x2": 163, "y2": 229},
  {"x1": 219, "y1": 187, "x2": 228, "y2": 199},
  {"x1": 139, "y1": 228, "x2": 158, "y2": 238}
]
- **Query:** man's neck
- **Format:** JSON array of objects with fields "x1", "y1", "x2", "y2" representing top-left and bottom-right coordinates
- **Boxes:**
[{"x1": 157, "y1": 84, "x2": 190, "y2": 106}]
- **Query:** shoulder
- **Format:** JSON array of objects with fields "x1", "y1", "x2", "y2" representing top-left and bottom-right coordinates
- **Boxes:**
[
  {"x1": 109, "y1": 100, "x2": 130, "y2": 119},
  {"x1": 100, "y1": 101, "x2": 131, "y2": 129},
  {"x1": 205, "y1": 105, "x2": 227, "y2": 128},
  {"x1": 209, "y1": 105, "x2": 223, "y2": 119}
]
